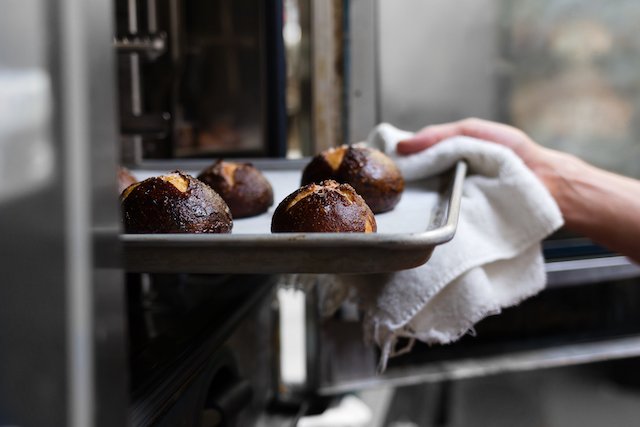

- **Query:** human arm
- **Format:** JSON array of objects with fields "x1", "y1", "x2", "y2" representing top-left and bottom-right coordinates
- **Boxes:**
[{"x1": 397, "y1": 118, "x2": 640, "y2": 264}]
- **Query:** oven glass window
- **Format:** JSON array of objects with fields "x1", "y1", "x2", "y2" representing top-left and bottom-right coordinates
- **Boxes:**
[
  {"x1": 116, "y1": 0, "x2": 266, "y2": 160},
  {"x1": 175, "y1": 0, "x2": 263, "y2": 157}
]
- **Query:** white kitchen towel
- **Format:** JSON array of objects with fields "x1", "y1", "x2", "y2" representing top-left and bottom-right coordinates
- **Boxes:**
[{"x1": 335, "y1": 123, "x2": 565, "y2": 372}]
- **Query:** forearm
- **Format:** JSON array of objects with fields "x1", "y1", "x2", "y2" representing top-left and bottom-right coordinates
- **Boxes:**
[{"x1": 536, "y1": 149, "x2": 640, "y2": 263}]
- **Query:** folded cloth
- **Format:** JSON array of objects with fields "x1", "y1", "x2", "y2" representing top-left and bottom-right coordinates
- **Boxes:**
[{"x1": 334, "y1": 123, "x2": 564, "y2": 372}]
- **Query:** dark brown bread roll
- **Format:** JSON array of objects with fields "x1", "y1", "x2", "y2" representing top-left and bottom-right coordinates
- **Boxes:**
[
  {"x1": 197, "y1": 160, "x2": 274, "y2": 218},
  {"x1": 301, "y1": 145, "x2": 404, "y2": 214},
  {"x1": 271, "y1": 180, "x2": 377, "y2": 233},
  {"x1": 121, "y1": 170, "x2": 232, "y2": 234}
]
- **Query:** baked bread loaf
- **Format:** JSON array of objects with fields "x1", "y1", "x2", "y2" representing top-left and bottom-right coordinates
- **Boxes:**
[
  {"x1": 197, "y1": 160, "x2": 273, "y2": 218},
  {"x1": 301, "y1": 145, "x2": 404, "y2": 213},
  {"x1": 121, "y1": 170, "x2": 233, "y2": 234},
  {"x1": 271, "y1": 180, "x2": 376, "y2": 233}
]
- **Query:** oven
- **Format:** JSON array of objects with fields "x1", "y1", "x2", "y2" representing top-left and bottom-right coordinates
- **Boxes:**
[{"x1": 3, "y1": 1, "x2": 640, "y2": 427}]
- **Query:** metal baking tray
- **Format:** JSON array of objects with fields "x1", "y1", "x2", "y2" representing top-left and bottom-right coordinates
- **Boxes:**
[{"x1": 121, "y1": 159, "x2": 466, "y2": 274}]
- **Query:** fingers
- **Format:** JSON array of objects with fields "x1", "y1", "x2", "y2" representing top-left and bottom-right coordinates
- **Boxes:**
[
  {"x1": 397, "y1": 118, "x2": 526, "y2": 155},
  {"x1": 396, "y1": 121, "x2": 467, "y2": 154},
  {"x1": 394, "y1": 118, "x2": 555, "y2": 193}
]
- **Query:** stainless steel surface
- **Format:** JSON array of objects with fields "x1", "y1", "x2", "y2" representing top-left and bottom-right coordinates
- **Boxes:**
[
  {"x1": 0, "y1": 3, "x2": 66, "y2": 425},
  {"x1": 127, "y1": 0, "x2": 142, "y2": 116},
  {"x1": 546, "y1": 256, "x2": 640, "y2": 288},
  {"x1": 0, "y1": 1, "x2": 127, "y2": 426},
  {"x1": 316, "y1": 335, "x2": 640, "y2": 396},
  {"x1": 121, "y1": 160, "x2": 467, "y2": 274},
  {"x1": 60, "y1": 0, "x2": 129, "y2": 424},
  {"x1": 347, "y1": 0, "x2": 379, "y2": 144},
  {"x1": 310, "y1": 0, "x2": 345, "y2": 152},
  {"x1": 114, "y1": 33, "x2": 168, "y2": 59},
  {"x1": 147, "y1": 0, "x2": 158, "y2": 33}
]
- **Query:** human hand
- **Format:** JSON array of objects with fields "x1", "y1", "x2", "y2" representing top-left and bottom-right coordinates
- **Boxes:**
[
  {"x1": 397, "y1": 118, "x2": 640, "y2": 262},
  {"x1": 396, "y1": 118, "x2": 571, "y2": 202},
  {"x1": 397, "y1": 118, "x2": 544, "y2": 168}
]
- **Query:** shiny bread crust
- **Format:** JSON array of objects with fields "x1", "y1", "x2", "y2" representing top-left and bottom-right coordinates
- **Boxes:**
[
  {"x1": 198, "y1": 160, "x2": 274, "y2": 218},
  {"x1": 271, "y1": 180, "x2": 377, "y2": 233},
  {"x1": 121, "y1": 170, "x2": 233, "y2": 234},
  {"x1": 301, "y1": 145, "x2": 404, "y2": 213}
]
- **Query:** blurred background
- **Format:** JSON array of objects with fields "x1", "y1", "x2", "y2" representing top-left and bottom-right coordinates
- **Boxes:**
[{"x1": 373, "y1": 0, "x2": 640, "y2": 179}]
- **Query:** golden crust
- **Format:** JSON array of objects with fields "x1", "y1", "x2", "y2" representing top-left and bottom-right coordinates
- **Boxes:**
[
  {"x1": 271, "y1": 180, "x2": 377, "y2": 233},
  {"x1": 159, "y1": 171, "x2": 189, "y2": 192},
  {"x1": 322, "y1": 146, "x2": 347, "y2": 171}
]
